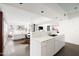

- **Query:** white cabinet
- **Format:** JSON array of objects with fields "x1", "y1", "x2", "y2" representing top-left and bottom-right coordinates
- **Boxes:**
[
  {"x1": 41, "y1": 46, "x2": 47, "y2": 56},
  {"x1": 46, "y1": 39, "x2": 54, "y2": 56},
  {"x1": 54, "y1": 35, "x2": 65, "y2": 54},
  {"x1": 41, "y1": 39, "x2": 54, "y2": 56},
  {"x1": 30, "y1": 39, "x2": 41, "y2": 56},
  {"x1": 30, "y1": 35, "x2": 65, "y2": 56}
]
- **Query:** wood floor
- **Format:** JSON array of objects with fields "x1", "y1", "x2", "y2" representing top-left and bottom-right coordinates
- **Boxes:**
[
  {"x1": 2, "y1": 41, "x2": 79, "y2": 56},
  {"x1": 13, "y1": 38, "x2": 30, "y2": 44},
  {"x1": 54, "y1": 43, "x2": 79, "y2": 56}
]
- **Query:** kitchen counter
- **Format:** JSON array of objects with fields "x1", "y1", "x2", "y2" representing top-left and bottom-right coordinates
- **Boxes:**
[
  {"x1": 31, "y1": 33, "x2": 65, "y2": 56},
  {"x1": 32, "y1": 34, "x2": 64, "y2": 42}
]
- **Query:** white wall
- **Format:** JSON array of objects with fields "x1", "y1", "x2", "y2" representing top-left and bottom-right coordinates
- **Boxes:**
[
  {"x1": 0, "y1": 4, "x2": 61, "y2": 25},
  {"x1": 0, "y1": 3, "x2": 55, "y2": 44},
  {"x1": 0, "y1": 4, "x2": 60, "y2": 47},
  {"x1": 59, "y1": 17, "x2": 79, "y2": 45},
  {"x1": 3, "y1": 20, "x2": 9, "y2": 46},
  {"x1": 0, "y1": 3, "x2": 67, "y2": 55},
  {"x1": 0, "y1": 4, "x2": 56, "y2": 55}
]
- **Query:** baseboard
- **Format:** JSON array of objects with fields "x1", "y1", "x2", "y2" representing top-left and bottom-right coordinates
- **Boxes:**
[{"x1": 65, "y1": 42, "x2": 79, "y2": 46}]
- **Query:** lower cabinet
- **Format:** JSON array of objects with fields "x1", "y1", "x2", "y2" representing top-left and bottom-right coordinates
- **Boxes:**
[
  {"x1": 31, "y1": 35, "x2": 65, "y2": 56},
  {"x1": 46, "y1": 39, "x2": 54, "y2": 56},
  {"x1": 54, "y1": 35, "x2": 65, "y2": 54},
  {"x1": 41, "y1": 46, "x2": 47, "y2": 56},
  {"x1": 41, "y1": 39, "x2": 54, "y2": 56}
]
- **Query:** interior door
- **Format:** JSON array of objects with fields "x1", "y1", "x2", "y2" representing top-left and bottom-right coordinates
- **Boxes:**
[{"x1": 0, "y1": 11, "x2": 3, "y2": 56}]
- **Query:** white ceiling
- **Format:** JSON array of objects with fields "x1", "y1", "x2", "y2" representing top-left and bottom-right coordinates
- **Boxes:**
[
  {"x1": 58, "y1": 3, "x2": 79, "y2": 13},
  {"x1": 5, "y1": 3, "x2": 66, "y2": 19},
  {"x1": 3, "y1": 3, "x2": 79, "y2": 23},
  {"x1": 6, "y1": 3, "x2": 79, "y2": 19},
  {"x1": 58, "y1": 3, "x2": 79, "y2": 19}
]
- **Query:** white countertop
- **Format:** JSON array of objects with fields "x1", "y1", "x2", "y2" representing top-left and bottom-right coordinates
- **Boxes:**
[
  {"x1": 32, "y1": 36, "x2": 52, "y2": 42},
  {"x1": 32, "y1": 35, "x2": 64, "y2": 42},
  {"x1": 32, "y1": 31, "x2": 64, "y2": 42}
]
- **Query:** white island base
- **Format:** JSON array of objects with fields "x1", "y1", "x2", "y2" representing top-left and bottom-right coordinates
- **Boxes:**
[{"x1": 30, "y1": 34, "x2": 65, "y2": 56}]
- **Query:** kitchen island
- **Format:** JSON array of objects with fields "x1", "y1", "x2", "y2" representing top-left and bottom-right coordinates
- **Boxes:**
[{"x1": 30, "y1": 32, "x2": 65, "y2": 56}]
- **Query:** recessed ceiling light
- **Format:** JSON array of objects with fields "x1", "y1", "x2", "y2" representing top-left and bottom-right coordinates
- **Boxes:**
[
  {"x1": 19, "y1": 3, "x2": 23, "y2": 5},
  {"x1": 41, "y1": 11, "x2": 44, "y2": 13},
  {"x1": 64, "y1": 13, "x2": 66, "y2": 16},
  {"x1": 74, "y1": 7, "x2": 78, "y2": 10}
]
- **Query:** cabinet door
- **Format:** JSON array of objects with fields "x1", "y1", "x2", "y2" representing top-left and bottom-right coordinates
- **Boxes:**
[
  {"x1": 46, "y1": 39, "x2": 54, "y2": 56},
  {"x1": 59, "y1": 36, "x2": 65, "y2": 47},
  {"x1": 51, "y1": 39, "x2": 55, "y2": 55},
  {"x1": 41, "y1": 46, "x2": 47, "y2": 56},
  {"x1": 57, "y1": 35, "x2": 65, "y2": 49},
  {"x1": 54, "y1": 38, "x2": 60, "y2": 54},
  {"x1": 41, "y1": 40, "x2": 47, "y2": 56},
  {"x1": 54, "y1": 36, "x2": 65, "y2": 54},
  {"x1": 30, "y1": 39, "x2": 41, "y2": 56}
]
